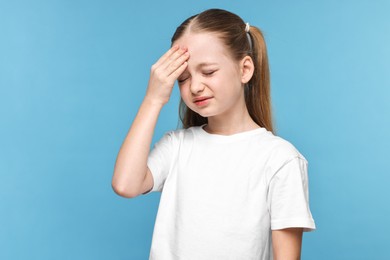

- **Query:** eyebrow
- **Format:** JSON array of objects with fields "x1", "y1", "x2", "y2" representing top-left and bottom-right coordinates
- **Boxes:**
[{"x1": 196, "y1": 62, "x2": 218, "y2": 69}]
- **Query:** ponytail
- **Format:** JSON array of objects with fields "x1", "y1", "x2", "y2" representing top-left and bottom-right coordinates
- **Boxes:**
[{"x1": 245, "y1": 26, "x2": 274, "y2": 133}]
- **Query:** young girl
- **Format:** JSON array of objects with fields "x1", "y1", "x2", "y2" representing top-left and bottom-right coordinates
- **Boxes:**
[{"x1": 112, "y1": 8, "x2": 315, "y2": 260}]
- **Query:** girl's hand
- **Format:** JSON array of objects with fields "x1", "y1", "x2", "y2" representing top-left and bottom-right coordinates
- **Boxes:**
[{"x1": 145, "y1": 45, "x2": 189, "y2": 106}]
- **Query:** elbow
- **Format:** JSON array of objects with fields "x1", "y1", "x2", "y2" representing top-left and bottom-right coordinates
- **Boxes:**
[{"x1": 111, "y1": 179, "x2": 139, "y2": 199}]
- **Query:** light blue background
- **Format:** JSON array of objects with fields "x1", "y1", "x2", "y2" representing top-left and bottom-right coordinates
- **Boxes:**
[{"x1": 1, "y1": 0, "x2": 389, "y2": 259}]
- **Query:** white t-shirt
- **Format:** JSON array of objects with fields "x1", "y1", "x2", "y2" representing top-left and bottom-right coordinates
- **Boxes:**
[{"x1": 145, "y1": 125, "x2": 316, "y2": 260}]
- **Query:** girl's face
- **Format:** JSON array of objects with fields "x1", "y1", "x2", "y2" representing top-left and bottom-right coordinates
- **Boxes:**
[{"x1": 174, "y1": 32, "x2": 250, "y2": 119}]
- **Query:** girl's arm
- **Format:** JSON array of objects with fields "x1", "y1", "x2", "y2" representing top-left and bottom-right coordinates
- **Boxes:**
[
  {"x1": 272, "y1": 228, "x2": 303, "y2": 260},
  {"x1": 112, "y1": 46, "x2": 189, "y2": 198}
]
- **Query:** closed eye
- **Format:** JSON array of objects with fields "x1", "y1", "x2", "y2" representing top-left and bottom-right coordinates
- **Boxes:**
[
  {"x1": 203, "y1": 70, "x2": 216, "y2": 76},
  {"x1": 178, "y1": 77, "x2": 188, "y2": 83}
]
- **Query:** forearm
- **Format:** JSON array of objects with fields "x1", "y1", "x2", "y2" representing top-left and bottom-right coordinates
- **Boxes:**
[
  {"x1": 112, "y1": 45, "x2": 189, "y2": 197},
  {"x1": 112, "y1": 98, "x2": 163, "y2": 197}
]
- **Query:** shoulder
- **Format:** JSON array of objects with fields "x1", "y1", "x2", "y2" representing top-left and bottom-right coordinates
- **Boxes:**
[
  {"x1": 158, "y1": 126, "x2": 202, "y2": 143},
  {"x1": 259, "y1": 132, "x2": 308, "y2": 174},
  {"x1": 266, "y1": 133, "x2": 306, "y2": 161}
]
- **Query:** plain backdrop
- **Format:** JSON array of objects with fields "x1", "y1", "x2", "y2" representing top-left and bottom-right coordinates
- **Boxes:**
[{"x1": 1, "y1": 0, "x2": 389, "y2": 259}]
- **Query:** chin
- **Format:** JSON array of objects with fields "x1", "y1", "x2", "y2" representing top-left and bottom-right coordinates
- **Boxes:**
[
  {"x1": 194, "y1": 110, "x2": 215, "y2": 118},
  {"x1": 186, "y1": 107, "x2": 207, "y2": 117},
  {"x1": 185, "y1": 103, "x2": 216, "y2": 118}
]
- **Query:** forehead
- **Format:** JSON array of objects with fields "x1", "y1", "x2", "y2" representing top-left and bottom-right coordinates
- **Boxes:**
[{"x1": 173, "y1": 32, "x2": 232, "y2": 66}]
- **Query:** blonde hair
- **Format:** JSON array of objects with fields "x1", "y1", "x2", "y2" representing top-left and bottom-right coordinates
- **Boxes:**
[{"x1": 171, "y1": 9, "x2": 274, "y2": 133}]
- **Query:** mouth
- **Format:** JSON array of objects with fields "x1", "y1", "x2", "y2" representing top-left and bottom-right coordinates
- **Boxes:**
[{"x1": 193, "y1": 96, "x2": 212, "y2": 106}]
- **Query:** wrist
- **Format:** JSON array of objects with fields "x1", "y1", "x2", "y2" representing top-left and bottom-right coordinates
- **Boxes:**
[{"x1": 142, "y1": 96, "x2": 165, "y2": 110}]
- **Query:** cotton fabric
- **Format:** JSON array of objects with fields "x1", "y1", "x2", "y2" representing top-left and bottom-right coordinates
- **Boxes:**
[{"x1": 145, "y1": 125, "x2": 315, "y2": 260}]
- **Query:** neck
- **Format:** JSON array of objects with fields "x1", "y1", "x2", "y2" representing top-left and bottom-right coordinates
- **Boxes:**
[{"x1": 204, "y1": 102, "x2": 259, "y2": 135}]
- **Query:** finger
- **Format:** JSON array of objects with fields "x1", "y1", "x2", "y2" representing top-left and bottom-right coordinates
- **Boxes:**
[
  {"x1": 162, "y1": 47, "x2": 188, "y2": 70},
  {"x1": 168, "y1": 61, "x2": 188, "y2": 82},
  {"x1": 166, "y1": 51, "x2": 189, "y2": 76},
  {"x1": 154, "y1": 45, "x2": 180, "y2": 68}
]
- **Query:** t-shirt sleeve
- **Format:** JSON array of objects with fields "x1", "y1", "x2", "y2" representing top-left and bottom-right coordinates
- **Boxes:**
[
  {"x1": 142, "y1": 132, "x2": 175, "y2": 194},
  {"x1": 267, "y1": 156, "x2": 316, "y2": 232}
]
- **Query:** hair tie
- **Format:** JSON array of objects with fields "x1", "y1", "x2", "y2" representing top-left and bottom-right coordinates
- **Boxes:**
[
  {"x1": 245, "y1": 22, "x2": 253, "y2": 52},
  {"x1": 245, "y1": 22, "x2": 250, "y2": 33}
]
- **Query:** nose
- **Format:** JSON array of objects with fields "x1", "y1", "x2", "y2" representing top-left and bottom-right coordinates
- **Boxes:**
[{"x1": 190, "y1": 76, "x2": 205, "y2": 94}]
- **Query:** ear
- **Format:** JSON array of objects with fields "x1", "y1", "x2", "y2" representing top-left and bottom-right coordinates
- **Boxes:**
[{"x1": 240, "y1": 56, "x2": 254, "y2": 84}]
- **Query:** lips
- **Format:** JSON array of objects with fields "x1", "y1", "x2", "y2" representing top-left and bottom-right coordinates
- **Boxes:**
[
  {"x1": 193, "y1": 96, "x2": 212, "y2": 107},
  {"x1": 193, "y1": 96, "x2": 212, "y2": 103}
]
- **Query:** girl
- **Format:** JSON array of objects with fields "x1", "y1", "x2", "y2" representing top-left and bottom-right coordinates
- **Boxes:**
[{"x1": 112, "y1": 8, "x2": 315, "y2": 260}]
